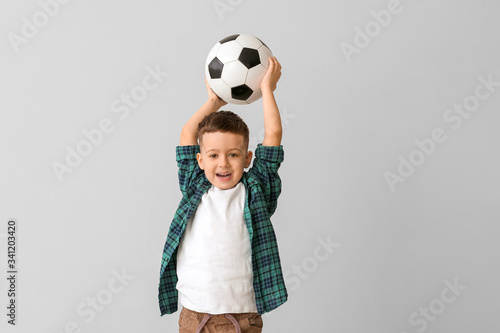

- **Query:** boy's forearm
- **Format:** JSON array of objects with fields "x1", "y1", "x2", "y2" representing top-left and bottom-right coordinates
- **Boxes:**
[
  {"x1": 261, "y1": 88, "x2": 282, "y2": 146},
  {"x1": 180, "y1": 99, "x2": 222, "y2": 145}
]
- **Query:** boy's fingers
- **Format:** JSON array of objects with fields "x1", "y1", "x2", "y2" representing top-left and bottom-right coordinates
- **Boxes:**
[{"x1": 272, "y1": 58, "x2": 281, "y2": 72}]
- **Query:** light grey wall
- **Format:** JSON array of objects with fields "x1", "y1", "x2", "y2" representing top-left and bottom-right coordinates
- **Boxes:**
[{"x1": 1, "y1": 0, "x2": 499, "y2": 332}]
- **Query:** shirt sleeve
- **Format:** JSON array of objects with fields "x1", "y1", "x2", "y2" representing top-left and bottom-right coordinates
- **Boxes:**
[
  {"x1": 247, "y1": 143, "x2": 284, "y2": 217},
  {"x1": 176, "y1": 145, "x2": 204, "y2": 196}
]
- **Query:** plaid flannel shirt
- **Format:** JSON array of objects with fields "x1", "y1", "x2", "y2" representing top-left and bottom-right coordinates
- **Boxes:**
[{"x1": 158, "y1": 143, "x2": 288, "y2": 316}]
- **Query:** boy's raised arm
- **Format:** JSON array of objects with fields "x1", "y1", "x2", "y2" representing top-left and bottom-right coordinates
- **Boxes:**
[
  {"x1": 180, "y1": 79, "x2": 227, "y2": 146},
  {"x1": 260, "y1": 57, "x2": 283, "y2": 147}
]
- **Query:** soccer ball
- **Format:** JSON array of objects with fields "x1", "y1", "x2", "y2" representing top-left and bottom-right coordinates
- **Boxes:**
[{"x1": 205, "y1": 34, "x2": 273, "y2": 105}]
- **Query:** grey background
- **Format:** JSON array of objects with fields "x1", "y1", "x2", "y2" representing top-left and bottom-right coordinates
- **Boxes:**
[{"x1": 1, "y1": 0, "x2": 499, "y2": 332}]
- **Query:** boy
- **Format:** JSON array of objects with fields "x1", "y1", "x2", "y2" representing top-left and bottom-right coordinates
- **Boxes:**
[{"x1": 158, "y1": 57, "x2": 287, "y2": 333}]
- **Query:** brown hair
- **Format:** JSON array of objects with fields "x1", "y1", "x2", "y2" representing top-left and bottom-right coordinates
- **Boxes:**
[{"x1": 197, "y1": 110, "x2": 249, "y2": 150}]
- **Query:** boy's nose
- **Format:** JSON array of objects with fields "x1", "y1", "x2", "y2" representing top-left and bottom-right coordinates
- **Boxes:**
[{"x1": 219, "y1": 157, "x2": 229, "y2": 167}]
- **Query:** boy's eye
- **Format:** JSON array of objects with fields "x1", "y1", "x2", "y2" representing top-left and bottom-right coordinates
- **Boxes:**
[
  {"x1": 209, "y1": 154, "x2": 217, "y2": 158},
  {"x1": 229, "y1": 153, "x2": 237, "y2": 157}
]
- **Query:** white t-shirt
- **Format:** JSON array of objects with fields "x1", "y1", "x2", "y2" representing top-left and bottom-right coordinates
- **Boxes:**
[{"x1": 175, "y1": 181, "x2": 257, "y2": 314}]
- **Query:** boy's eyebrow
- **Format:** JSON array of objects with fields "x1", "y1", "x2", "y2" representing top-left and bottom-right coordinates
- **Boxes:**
[{"x1": 205, "y1": 148, "x2": 242, "y2": 153}]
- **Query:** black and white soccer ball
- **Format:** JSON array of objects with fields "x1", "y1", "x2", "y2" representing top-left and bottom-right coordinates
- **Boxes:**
[{"x1": 205, "y1": 34, "x2": 273, "y2": 105}]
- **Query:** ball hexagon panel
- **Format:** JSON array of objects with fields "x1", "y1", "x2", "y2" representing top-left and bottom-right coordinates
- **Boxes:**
[
  {"x1": 235, "y1": 34, "x2": 263, "y2": 49},
  {"x1": 245, "y1": 64, "x2": 267, "y2": 91},
  {"x1": 210, "y1": 79, "x2": 232, "y2": 99},
  {"x1": 220, "y1": 34, "x2": 239, "y2": 44},
  {"x1": 208, "y1": 57, "x2": 224, "y2": 79},
  {"x1": 221, "y1": 61, "x2": 249, "y2": 87},
  {"x1": 231, "y1": 84, "x2": 253, "y2": 101},
  {"x1": 224, "y1": 97, "x2": 247, "y2": 105},
  {"x1": 246, "y1": 89, "x2": 263, "y2": 104},
  {"x1": 206, "y1": 42, "x2": 220, "y2": 65},
  {"x1": 216, "y1": 41, "x2": 243, "y2": 63},
  {"x1": 239, "y1": 48, "x2": 261, "y2": 69},
  {"x1": 256, "y1": 37, "x2": 269, "y2": 49},
  {"x1": 257, "y1": 45, "x2": 273, "y2": 69}
]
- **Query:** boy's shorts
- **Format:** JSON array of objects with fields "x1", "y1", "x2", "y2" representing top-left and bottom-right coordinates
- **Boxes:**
[{"x1": 178, "y1": 306, "x2": 263, "y2": 333}]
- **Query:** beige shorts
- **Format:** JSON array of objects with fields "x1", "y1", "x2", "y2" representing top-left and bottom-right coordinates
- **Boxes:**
[{"x1": 178, "y1": 306, "x2": 263, "y2": 333}]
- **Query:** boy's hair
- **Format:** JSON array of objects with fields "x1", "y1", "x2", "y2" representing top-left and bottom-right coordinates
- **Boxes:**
[{"x1": 198, "y1": 110, "x2": 249, "y2": 151}]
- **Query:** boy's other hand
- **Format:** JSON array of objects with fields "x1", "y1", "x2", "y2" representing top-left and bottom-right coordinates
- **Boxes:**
[
  {"x1": 205, "y1": 77, "x2": 228, "y2": 108},
  {"x1": 260, "y1": 57, "x2": 282, "y2": 93}
]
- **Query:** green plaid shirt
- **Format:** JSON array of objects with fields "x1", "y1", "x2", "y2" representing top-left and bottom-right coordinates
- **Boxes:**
[{"x1": 158, "y1": 143, "x2": 288, "y2": 316}]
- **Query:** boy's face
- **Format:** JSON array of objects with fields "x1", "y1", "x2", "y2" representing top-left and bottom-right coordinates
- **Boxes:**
[{"x1": 197, "y1": 131, "x2": 252, "y2": 190}]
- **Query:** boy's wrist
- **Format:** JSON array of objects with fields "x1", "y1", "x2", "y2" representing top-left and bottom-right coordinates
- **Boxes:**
[
  {"x1": 206, "y1": 97, "x2": 224, "y2": 110},
  {"x1": 261, "y1": 87, "x2": 274, "y2": 96}
]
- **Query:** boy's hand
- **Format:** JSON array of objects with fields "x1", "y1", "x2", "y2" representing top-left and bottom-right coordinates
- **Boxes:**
[
  {"x1": 205, "y1": 78, "x2": 227, "y2": 108},
  {"x1": 180, "y1": 78, "x2": 227, "y2": 146},
  {"x1": 260, "y1": 57, "x2": 282, "y2": 93}
]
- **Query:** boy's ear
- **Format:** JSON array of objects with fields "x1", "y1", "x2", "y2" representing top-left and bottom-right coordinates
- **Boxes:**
[
  {"x1": 196, "y1": 152, "x2": 204, "y2": 170},
  {"x1": 244, "y1": 150, "x2": 253, "y2": 168}
]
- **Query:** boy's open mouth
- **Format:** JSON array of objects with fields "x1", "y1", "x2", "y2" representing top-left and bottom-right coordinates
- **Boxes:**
[{"x1": 216, "y1": 173, "x2": 231, "y2": 181}]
